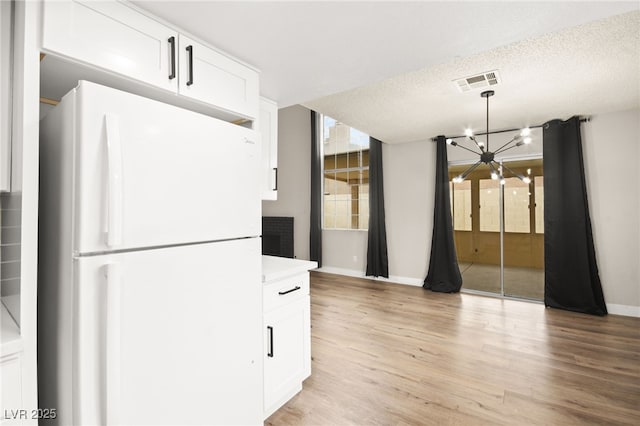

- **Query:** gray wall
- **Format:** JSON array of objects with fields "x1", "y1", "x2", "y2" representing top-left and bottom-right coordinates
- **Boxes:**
[{"x1": 268, "y1": 106, "x2": 640, "y2": 314}]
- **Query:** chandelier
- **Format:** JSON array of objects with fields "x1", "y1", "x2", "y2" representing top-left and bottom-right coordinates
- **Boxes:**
[{"x1": 448, "y1": 90, "x2": 532, "y2": 185}]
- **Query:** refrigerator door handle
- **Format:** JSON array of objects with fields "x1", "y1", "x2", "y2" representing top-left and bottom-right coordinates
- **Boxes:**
[
  {"x1": 105, "y1": 262, "x2": 122, "y2": 426},
  {"x1": 105, "y1": 114, "x2": 124, "y2": 247}
]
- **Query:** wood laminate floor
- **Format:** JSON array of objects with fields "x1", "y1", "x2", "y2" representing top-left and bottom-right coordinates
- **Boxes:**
[{"x1": 266, "y1": 272, "x2": 640, "y2": 426}]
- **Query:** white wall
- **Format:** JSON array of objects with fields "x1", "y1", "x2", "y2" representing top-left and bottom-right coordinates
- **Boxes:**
[
  {"x1": 273, "y1": 106, "x2": 640, "y2": 315},
  {"x1": 262, "y1": 104, "x2": 311, "y2": 260},
  {"x1": 582, "y1": 109, "x2": 640, "y2": 315}
]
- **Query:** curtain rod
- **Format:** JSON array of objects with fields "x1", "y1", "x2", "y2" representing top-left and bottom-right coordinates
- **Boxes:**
[{"x1": 431, "y1": 117, "x2": 591, "y2": 142}]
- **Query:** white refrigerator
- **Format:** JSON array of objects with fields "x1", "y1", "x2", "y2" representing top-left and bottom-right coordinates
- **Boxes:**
[{"x1": 38, "y1": 81, "x2": 263, "y2": 425}]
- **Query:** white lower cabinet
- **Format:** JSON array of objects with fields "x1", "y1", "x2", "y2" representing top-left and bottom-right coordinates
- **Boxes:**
[
  {"x1": 262, "y1": 264, "x2": 313, "y2": 419},
  {"x1": 264, "y1": 296, "x2": 310, "y2": 417}
]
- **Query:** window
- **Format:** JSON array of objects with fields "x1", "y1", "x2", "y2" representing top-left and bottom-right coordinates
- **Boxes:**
[
  {"x1": 479, "y1": 178, "x2": 500, "y2": 232},
  {"x1": 450, "y1": 180, "x2": 472, "y2": 231},
  {"x1": 322, "y1": 115, "x2": 369, "y2": 230},
  {"x1": 504, "y1": 177, "x2": 531, "y2": 233}
]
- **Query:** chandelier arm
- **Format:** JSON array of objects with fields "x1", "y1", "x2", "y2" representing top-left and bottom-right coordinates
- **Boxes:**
[
  {"x1": 494, "y1": 141, "x2": 524, "y2": 155},
  {"x1": 458, "y1": 160, "x2": 482, "y2": 180},
  {"x1": 468, "y1": 136, "x2": 485, "y2": 152},
  {"x1": 488, "y1": 162, "x2": 500, "y2": 176},
  {"x1": 451, "y1": 143, "x2": 482, "y2": 155},
  {"x1": 492, "y1": 136, "x2": 518, "y2": 155},
  {"x1": 501, "y1": 163, "x2": 526, "y2": 180},
  {"x1": 493, "y1": 144, "x2": 521, "y2": 155}
]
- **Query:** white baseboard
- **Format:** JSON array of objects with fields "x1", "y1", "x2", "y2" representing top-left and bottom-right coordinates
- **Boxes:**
[
  {"x1": 315, "y1": 266, "x2": 423, "y2": 286},
  {"x1": 606, "y1": 303, "x2": 640, "y2": 317},
  {"x1": 315, "y1": 268, "x2": 640, "y2": 318}
]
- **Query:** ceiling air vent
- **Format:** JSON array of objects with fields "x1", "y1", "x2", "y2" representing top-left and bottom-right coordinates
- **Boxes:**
[{"x1": 454, "y1": 70, "x2": 501, "y2": 92}]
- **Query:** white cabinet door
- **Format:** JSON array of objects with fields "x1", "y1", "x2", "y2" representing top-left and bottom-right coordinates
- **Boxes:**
[
  {"x1": 178, "y1": 35, "x2": 259, "y2": 120},
  {"x1": 42, "y1": 0, "x2": 178, "y2": 92},
  {"x1": 70, "y1": 238, "x2": 263, "y2": 426},
  {"x1": 259, "y1": 97, "x2": 278, "y2": 200},
  {"x1": 264, "y1": 296, "x2": 310, "y2": 417}
]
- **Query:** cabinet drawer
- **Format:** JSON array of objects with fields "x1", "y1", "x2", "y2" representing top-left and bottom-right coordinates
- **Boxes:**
[{"x1": 264, "y1": 273, "x2": 309, "y2": 312}]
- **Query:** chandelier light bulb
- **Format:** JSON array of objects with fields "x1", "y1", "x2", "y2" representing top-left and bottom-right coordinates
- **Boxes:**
[
  {"x1": 453, "y1": 176, "x2": 463, "y2": 183},
  {"x1": 523, "y1": 176, "x2": 531, "y2": 184},
  {"x1": 520, "y1": 127, "x2": 531, "y2": 137},
  {"x1": 464, "y1": 128, "x2": 473, "y2": 137},
  {"x1": 446, "y1": 138, "x2": 453, "y2": 144},
  {"x1": 477, "y1": 141, "x2": 485, "y2": 148},
  {"x1": 523, "y1": 137, "x2": 532, "y2": 144},
  {"x1": 500, "y1": 178, "x2": 506, "y2": 185},
  {"x1": 491, "y1": 172, "x2": 498, "y2": 180}
]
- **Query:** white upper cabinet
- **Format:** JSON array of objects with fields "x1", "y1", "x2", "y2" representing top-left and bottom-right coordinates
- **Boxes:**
[
  {"x1": 41, "y1": 0, "x2": 178, "y2": 92},
  {"x1": 41, "y1": 0, "x2": 260, "y2": 120},
  {"x1": 259, "y1": 97, "x2": 278, "y2": 200},
  {"x1": 178, "y1": 35, "x2": 259, "y2": 119}
]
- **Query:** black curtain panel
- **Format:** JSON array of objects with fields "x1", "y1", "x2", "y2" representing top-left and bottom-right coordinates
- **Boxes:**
[
  {"x1": 543, "y1": 117, "x2": 607, "y2": 315},
  {"x1": 424, "y1": 136, "x2": 462, "y2": 293},
  {"x1": 366, "y1": 137, "x2": 389, "y2": 278},
  {"x1": 309, "y1": 110, "x2": 322, "y2": 267}
]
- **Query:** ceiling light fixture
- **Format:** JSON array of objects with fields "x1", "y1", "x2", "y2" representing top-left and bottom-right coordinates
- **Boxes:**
[{"x1": 448, "y1": 90, "x2": 532, "y2": 186}]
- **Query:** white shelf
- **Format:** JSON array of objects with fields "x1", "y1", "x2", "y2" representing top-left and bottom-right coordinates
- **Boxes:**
[{"x1": 1, "y1": 299, "x2": 22, "y2": 357}]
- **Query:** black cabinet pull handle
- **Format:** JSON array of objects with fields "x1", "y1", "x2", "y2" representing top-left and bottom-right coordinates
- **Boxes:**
[
  {"x1": 267, "y1": 326, "x2": 274, "y2": 357},
  {"x1": 273, "y1": 168, "x2": 278, "y2": 191},
  {"x1": 168, "y1": 36, "x2": 176, "y2": 80},
  {"x1": 278, "y1": 286, "x2": 301, "y2": 296},
  {"x1": 186, "y1": 45, "x2": 194, "y2": 86}
]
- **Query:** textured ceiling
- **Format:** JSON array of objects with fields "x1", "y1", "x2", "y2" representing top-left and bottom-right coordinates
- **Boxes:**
[
  {"x1": 305, "y1": 10, "x2": 640, "y2": 143},
  {"x1": 131, "y1": 1, "x2": 640, "y2": 145}
]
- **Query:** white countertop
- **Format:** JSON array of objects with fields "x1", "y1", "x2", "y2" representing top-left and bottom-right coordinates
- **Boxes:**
[{"x1": 262, "y1": 255, "x2": 318, "y2": 283}]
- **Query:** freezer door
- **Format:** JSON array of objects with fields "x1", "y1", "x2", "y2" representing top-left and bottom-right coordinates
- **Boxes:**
[
  {"x1": 71, "y1": 238, "x2": 262, "y2": 425},
  {"x1": 72, "y1": 81, "x2": 261, "y2": 253}
]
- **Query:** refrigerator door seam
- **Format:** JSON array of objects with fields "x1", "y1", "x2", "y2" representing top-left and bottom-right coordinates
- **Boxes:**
[{"x1": 74, "y1": 235, "x2": 262, "y2": 257}]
